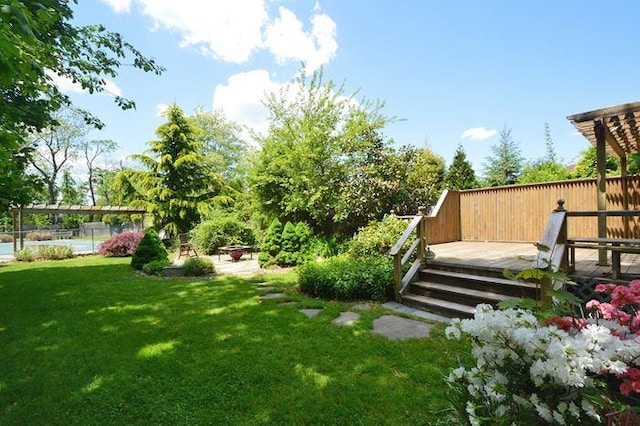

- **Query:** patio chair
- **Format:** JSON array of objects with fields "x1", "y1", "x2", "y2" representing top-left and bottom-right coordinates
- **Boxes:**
[{"x1": 178, "y1": 233, "x2": 198, "y2": 259}]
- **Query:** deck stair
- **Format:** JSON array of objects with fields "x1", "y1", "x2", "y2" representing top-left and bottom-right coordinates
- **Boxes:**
[{"x1": 401, "y1": 263, "x2": 539, "y2": 319}]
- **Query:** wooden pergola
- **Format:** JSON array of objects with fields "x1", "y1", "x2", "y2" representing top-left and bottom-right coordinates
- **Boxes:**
[
  {"x1": 567, "y1": 101, "x2": 640, "y2": 263},
  {"x1": 8, "y1": 204, "x2": 146, "y2": 253}
]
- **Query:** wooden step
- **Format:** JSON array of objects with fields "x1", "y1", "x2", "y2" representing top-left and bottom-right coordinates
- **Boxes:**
[
  {"x1": 410, "y1": 281, "x2": 516, "y2": 303},
  {"x1": 419, "y1": 268, "x2": 538, "y2": 298},
  {"x1": 402, "y1": 294, "x2": 475, "y2": 318}
]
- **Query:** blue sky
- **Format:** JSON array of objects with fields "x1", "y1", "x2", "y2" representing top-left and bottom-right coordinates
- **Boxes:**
[{"x1": 59, "y1": 0, "x2": 640, "y2": 175}]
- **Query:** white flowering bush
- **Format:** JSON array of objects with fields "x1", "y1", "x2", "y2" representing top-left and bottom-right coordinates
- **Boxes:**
[{"x1": 445, "y1": 280, "x2": 640, "y2": 425}]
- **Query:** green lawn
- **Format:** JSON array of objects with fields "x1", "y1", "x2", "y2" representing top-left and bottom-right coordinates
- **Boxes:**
[{"x1": 0, "y1": 256, "x2": 469, "y2": 425}]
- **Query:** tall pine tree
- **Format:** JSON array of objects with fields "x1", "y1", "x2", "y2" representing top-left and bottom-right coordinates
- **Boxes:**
[
  {"x1": 445, "y1": 144, "x2": 477, "y2": 190},
  {"x1": 115, "y1": 104, "x2": 226, "y2": 236},
  {"x1": 482, "y1": 126, "x2": 523, "y2": 186}
]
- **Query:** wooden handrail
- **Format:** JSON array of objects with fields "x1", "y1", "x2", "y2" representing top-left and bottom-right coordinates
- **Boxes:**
[{"x1": 390, "y1": 212, "x2": 426, "y2": 301}]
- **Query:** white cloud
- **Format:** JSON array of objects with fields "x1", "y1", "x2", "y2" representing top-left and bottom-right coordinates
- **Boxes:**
[
  {"x1": 45, "y1": 70, "x2": 85, "y2": 94},
  {"x1": 100, "y1": 0, "x2": 131, "y2": 14},
  {"x1": 460, "y1": 127, "x2": 497, "y2": 141},
  {"x1": 264, "y1": 6, "x2": 337, "y2": 72},
  {"x1": 212, "y1": 70, "x2": 282, "y2": 138},
  {"x1": 45, "y1": 70, "x2": 122, "y2": 98},
  {"x1": 107, "y1": 1, "x2": 337, "y2": 69},
  {"x1": 137, "y1": 0, "x2": 268, "y2": 64},
  {"x1": 155, "y1": 103, "x2": 170, "y2": 117}
]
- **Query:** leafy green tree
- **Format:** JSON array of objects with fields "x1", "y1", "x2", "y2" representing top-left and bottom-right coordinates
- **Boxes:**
[
  {"x1": 445, "y1": 143, "x2": 477, "y2": 190},
  {"x1": 571, "y1": 146, "x2": 621, "y2": 178},
  {"x1": 393, "y1": 146, "x2": 446, "y2": 214},
  {"x1": 518, "y1": 124, "x2": 570, "y2": 184},
  {"x1": 116, "y1": 105, "x2": 226, "y2": 236},
  {"x1": 0, "y1": 1, "x2": 163, "y2": 212},
  {"x1": 250, "y1": 68, "x2": 393, "y2": 236},
  {"x1": 81, "y1": 139, "x2": 118, "y2": 206},
  {"x1": 27, "y1": 108, "x2": 88, "y2": 203},
  {"x1": 190, "y1": 108, "x2": 248, "y2": 184},
  {"x1": 482, "y1": 126, "x2": 523, "y2": 186},
  {"x1": 59, "y1": 170, "x2": 86, "y2": 228}
]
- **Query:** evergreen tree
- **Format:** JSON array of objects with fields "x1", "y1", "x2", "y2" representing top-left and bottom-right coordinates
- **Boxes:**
[
  {"x1": 445, "y1": 144, "x2": 477, "y2": 190},
  {"x1": 131, "y1": 229, "x2": 168, "y2": 270},
  {"x1": 482, "y1": 126, "x2": 523, "y2": 186},
  {"x1": 519, "y1": 123, "x2": 570, "y2": 184},
  {"x1": 258, "y1": 218, "x2": 283, "y2": 268},
  {"x1": 115, "y1": 104, "x2": 226, "y2": 236}
]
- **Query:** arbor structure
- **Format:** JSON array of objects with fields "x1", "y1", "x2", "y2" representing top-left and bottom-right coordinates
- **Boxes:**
[
  {"x1": 482, "y1": 126, "x2": 523, "y2": 186},
  {"x1": 445, "y1": 144, "x2": 477, "y2": 190},
  {"x1": 0, "y1": 1, "x2": 163, "y2": 212},
  {"x1": 116, "y1": 105, "x2": 225, "y2": 236}
]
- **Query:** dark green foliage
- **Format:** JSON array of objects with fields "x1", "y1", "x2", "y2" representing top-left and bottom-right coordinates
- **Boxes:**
[
  {"x1": 191, "y1": 216, "x2": 257, "y2": 255},
  {"x1": 182, "y1": 257, "x2": 215, "y2": 276},
  {"x1": 298, "y1": 255, "x2": 393, "y2": 301},
  {"x1": 260, "y1": 219, "x2": 311, "y2": 267},
  {"x1": 571, "y1": 146, "x2": 621, "y2": 178},
  {"x1": 482, "y1": 126, "x2": 523, "y2": 187},
  {"x1": 0, "y1": 2, "x2": 163, "y2": 212},
  {"x1": 445, "y1": 144, "x2": 477, "y2": 190},
  {"x1": 347, "y1": 215, "x2": 408, "y2": 259},
  {"x1": 115, "y1": 105, "x2": 227, "y2": 236},
  {"x1": 141, "y1": 259, "x2": 171, "y2": 276},
  {"x1": 131, "y1": 229, "x2": 168, "y2": 270},
  {"x1": 307, "y1": 236, "x2": 347, "y2": 259},
  {"x1": 258, "y1": 218, "x2": 283, "y2": 267}
]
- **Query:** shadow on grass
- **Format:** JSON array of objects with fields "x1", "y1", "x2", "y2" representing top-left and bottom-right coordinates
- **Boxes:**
[{"x1": 0, "y1": 256, "x2": 469, "y2": 424}]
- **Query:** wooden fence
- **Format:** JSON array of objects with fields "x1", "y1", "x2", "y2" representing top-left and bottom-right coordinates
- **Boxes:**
[{"x1": 425, "y1": 177, "x2": 640, "y2": 243}]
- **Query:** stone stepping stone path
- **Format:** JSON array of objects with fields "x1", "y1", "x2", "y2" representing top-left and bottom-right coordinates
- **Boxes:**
[
  {"x1": 332, "y1": 311, "x2": 359, "y2": 327},
  {"x1": 352, "y1": 302, "x2": 371, "y2": 311},
  {"x1": 256, "y1": 286, "x2": 277, "y2": 292},
  {"x1": 371, "y1": 315, "x2": 433, "y2": 340},
  {"x1": 278, "y1": 301, "x2": 299, "y2": 306},
  {"x1": 299, "y1": 308, "x2": 322, "y2": 318},
  {"x1": 259, "y1": 292, "x2": 288, "y2": 300}
]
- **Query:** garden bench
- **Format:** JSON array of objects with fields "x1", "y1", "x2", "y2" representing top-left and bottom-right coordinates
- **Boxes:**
[{"x1": 566, "y1": 237, "x2": 640, "y2": 279}]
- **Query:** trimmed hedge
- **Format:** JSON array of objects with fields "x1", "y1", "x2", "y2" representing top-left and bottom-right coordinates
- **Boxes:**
[
  {"x1": 298, "y1": 255, "x2": 393, "y2": 301},
  {"x1": 182, "y1": 258, "x2": 215, "y2": 276},
  {"x1": 14, "y1": 245, "x2": 75, "y2": 262}
]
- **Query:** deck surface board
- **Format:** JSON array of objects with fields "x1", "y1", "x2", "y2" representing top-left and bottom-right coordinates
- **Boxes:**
[{"x1": 429, "y1": 241, "x2": 640, "y2": 280}]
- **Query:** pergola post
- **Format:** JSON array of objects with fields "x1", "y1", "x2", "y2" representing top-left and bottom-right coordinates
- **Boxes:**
[{"x1": 595, "y1": 121, "x2": 608, "y2": 266}]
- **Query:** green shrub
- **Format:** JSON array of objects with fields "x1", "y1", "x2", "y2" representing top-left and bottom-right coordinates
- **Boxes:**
[
  {"x1": 298, "y1": 255, "x2": 393, "y2": 301},
  {"x1": 142, "y1": 259, "x2": 171, "y2": 276},
  {"x1": 131, "y1": 229, "x2": 168, "y2": 271},
  {"x1": 347, "y1": 215, "x2": 408, "y2": 259},
  {"x1": 191, "y1": 216, "x2": 257, "y2": 255},
  {"x1": 14, "y1": 245, "x2": 74, "y2": 262},
  {"x1": 307, "y1": 236, "x2": 347, "y2": 259},
  {"x1": 25, "y1": 230, "x2": 53, "y2": 241},
  {"x1": 14, "y1": 248, "x2": 36, "y2": 262},
  {"x1": 258, "y1": 218, "x2": 283, "y2": 268},
  {"x1": 182, "y1": 257, "x2": 215, "y2": 276}
]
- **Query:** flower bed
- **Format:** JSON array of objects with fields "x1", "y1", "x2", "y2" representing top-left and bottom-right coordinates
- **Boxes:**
[{"x1": 445, "y1": 280, "x2": 640, "y2": 425}]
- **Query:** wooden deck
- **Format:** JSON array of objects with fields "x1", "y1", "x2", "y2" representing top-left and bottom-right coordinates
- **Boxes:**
[{"x1": 428, "y1": 241, "x2": 640, "y2": 281}]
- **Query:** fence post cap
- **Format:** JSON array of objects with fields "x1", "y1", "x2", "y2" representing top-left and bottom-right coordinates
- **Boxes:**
[{"x1": 555, "y1": 199, "x2": 566, "y2": 211}]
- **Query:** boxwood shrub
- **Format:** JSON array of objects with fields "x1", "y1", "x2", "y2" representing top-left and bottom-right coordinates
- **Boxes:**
[
  {"x1": 182, "y1": 257, "x2": 215, "y2": 276},
  {"x1": 298, "y1": 255, "x2": 393, "y2": 301}
]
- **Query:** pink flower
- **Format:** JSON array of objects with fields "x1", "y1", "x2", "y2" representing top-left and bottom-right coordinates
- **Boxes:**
[
  {"x1": 586, "y1": 300, "x2": 600, "y2": 310},
  {"x1": 611, "y1": 285, "x2": 635, "y2": 307},
  {"x1": 595, "y1": 283, "x2": 616, "y2": 294}
]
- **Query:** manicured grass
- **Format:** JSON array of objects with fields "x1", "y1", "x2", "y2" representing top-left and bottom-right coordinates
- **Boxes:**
[{"x1": 0, "y1": 256, "x2": 469, "y2": 425}]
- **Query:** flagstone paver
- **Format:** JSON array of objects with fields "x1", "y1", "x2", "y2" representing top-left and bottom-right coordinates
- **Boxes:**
[
  {"x1": 382, "y1": 301, "x2": 450, "y2": 323},
  {"x1": 352, "y1": 302, "x2": 372, "y2": 311},
  {"x1": 278, "y1": 301, "x2": 299, "y2": 306},
  {"x1": 259, "y1": 292, "x2": 288, "y2": 300},
  {"x1": 332, "y1": 311, "x2": 359, "y2": 326},
  {"x1": 371, "y1": 315, "x2": 433, "y2": 340},
  {"x1": 299, "y1": 308, "x2": 322, "y2": 318},
  {"x1": 256, "y1": 286, "x2": 277, "y2": 292}
]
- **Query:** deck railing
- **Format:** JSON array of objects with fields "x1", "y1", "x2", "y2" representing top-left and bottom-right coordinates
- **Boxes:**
[{"x1": 389, "y1": 210, "x2": 425, "y2": 301}]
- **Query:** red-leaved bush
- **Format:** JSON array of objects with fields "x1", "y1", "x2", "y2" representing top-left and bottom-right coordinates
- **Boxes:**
[{"x1": 97, "y1": 231, "x2": 144, "y2": 257}]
